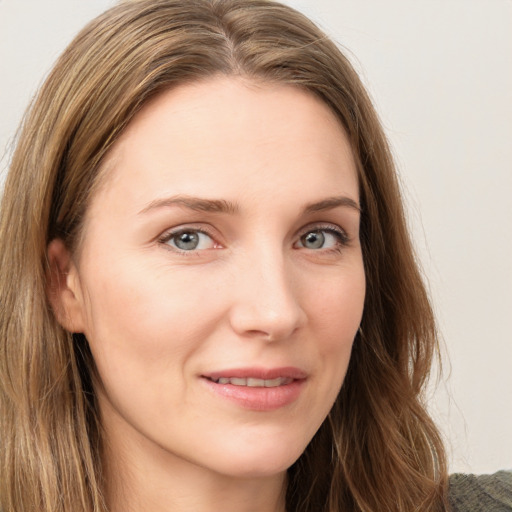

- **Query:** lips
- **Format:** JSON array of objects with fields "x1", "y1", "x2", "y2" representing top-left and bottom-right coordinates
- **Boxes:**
[
  {"x1": 201, "y1": 367, "x2": 307, "y2": 411},
  {"x1": 208, "y1": 376, "x2": 292, "y2": 387},
  {"x1": 204, "y1": 366, "x2": 307, "y2": 381}
]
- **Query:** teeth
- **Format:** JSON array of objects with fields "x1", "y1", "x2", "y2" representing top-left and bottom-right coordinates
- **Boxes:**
[
  {"x1": 264, "y1": 377, "x2": 288, "y2": 387},
  {"x1": 212, "y1": 377, "x2": 291, "y2": 387},
  {"x1": 247, "y1": 378, "x2": 264, "y2": 387}
]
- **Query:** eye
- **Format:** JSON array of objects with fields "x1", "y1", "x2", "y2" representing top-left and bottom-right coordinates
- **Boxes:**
[
  {"x1": 162, "y1": 229, "x2": 216, "y2": 251},
  {"x1": 295, "y1": 227, "x2": 348, "y2": 251}
]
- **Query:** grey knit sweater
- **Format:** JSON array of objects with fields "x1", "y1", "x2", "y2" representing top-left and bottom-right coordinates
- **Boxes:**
[{"x1": 449, "y1": 471, "x2": 512, "y2": 511}]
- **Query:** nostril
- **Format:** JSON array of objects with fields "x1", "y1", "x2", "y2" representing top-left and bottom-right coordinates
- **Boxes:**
[{"x1": 246, "y1": 329, "x2": 277, "y2": 342}]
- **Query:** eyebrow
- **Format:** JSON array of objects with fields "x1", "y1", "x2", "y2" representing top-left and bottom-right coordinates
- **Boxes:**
[
  {"x1": 138, "y1": 194, "x2": 360, "y2": 215},
  {"x1": 303, "y1": 196, "x2": 361, "y2": 214},
  {"x1": 138, "y1": 196, "x2": 240, "y2": 215}
]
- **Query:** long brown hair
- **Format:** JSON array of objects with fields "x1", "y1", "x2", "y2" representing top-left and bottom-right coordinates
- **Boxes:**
[{"x1": 0, "y1": 1, "x2": 448, "y2": 510}]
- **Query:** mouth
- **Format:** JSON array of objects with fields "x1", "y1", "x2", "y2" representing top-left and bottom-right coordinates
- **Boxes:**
[
  {"x1": 205, "y1": 376, "x2": 293, "y2": 387},
  {"x1": 201, "y1": 367, "x2": 307, "y2": 411}
]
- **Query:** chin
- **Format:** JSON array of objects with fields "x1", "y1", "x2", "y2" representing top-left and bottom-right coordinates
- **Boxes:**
[{"x1": 201, "y1": 434, "x2": 309, "y2": 479}]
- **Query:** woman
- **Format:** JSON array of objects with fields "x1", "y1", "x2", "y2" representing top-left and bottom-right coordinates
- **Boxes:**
[{"x1": 1, "y1": 1, "x2": 507, "y2": 511}]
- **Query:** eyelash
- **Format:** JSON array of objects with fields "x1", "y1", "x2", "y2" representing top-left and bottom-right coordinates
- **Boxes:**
[
  {"x1": 157, "y1": 223, "x2": 350, "y2": 255},
  {"x1": 295, "y1": 224, "x2": 350, "y2": 254},
  {"x1": 158, "y1": 226, "x2": 218, "y2": 255}
]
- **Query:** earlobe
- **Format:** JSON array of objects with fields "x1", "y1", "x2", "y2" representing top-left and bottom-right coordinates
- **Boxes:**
[{"x1": 46, "y1": 238, "x2": 86, "y2": 333}]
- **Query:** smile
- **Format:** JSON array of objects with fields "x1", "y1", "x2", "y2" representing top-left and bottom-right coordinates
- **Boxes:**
[
  {"x1": 201, "y1": 367, "x2": 307, "y2": 411},
  {"x1": 207, "y1": 377, "x2": 293, "y2": 387}
]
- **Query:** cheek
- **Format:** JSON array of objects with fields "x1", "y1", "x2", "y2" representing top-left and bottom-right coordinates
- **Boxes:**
[
  {"x1": 312, "y1": 267, "x2": 365, "y2": 386},
  {"x1": 78, "y1": 254, "x2": 228, "y2": 385},
  {"x1": 77, "y1": 257, "x2": 232, "y2": 437},
  {"x1": 309, "y1": 266, "x2": 365, "y2": 341}
]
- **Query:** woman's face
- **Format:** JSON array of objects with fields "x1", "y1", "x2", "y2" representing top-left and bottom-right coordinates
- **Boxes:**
[{"x1": 56, "y1": 77, "x2": 365, "y2": 480}]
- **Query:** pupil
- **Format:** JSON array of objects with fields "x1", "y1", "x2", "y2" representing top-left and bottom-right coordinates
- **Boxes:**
[
  {"x1": 304, "y1": 231, "x2": 324, "y2": 249},
  {"x1": 176, "y1": 232, "x2": 199, "y2": 250}
]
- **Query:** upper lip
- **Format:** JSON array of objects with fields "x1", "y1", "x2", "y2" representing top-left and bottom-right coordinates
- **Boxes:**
[{"x1": 202, "y1": 367, "x2": 308, "y2": 381}]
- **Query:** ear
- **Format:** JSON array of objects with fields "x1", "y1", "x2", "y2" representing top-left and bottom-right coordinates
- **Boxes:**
[{"x1": 46, "y1": 238, "x2": 87, "y2": 333}]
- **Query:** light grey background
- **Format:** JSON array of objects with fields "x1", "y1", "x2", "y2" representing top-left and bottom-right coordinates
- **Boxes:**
[{"x1": 1, "y1": 0, "x2": 511, "y2": 474}]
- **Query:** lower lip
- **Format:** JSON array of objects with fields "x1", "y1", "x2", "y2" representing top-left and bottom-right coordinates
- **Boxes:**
[{"x1": 202, "y1": 378, "x2": 305, "y2": 411}]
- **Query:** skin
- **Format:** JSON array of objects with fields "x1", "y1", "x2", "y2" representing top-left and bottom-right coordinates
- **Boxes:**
[{"x1": 48, "y1": 77, "x2": 366, "y2": 512}]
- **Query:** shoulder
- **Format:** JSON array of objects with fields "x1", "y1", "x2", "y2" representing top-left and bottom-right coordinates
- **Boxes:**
[{"x1": 449, "y1": 470, "x2": 512, "y2": 511}]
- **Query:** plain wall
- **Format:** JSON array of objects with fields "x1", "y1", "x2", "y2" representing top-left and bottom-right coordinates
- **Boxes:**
[{"x1": 1, "y1": 0, "x2": 511, "y2": 474}]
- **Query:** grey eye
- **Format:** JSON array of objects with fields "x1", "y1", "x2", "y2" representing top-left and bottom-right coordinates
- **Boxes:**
[
  {"x1": 167, "y1": 230, "x2": 214, "y2": 251},
  {"x1": 300, "y1": 231, "x2": 325, "y2": 249},
  {"x1": 174, "y1": 232, "x2": 199, "y2": 250},
  {"x1": 296, "y1": 228, "x2": 346, "y2": 250}
]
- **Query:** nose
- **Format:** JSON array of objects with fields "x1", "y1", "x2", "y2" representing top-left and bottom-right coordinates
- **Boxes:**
[{"x1": 228, "y1": 249, "x2": 307, "y2": 342}]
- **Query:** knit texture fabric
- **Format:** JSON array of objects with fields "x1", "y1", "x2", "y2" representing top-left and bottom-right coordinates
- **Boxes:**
[{"x1": 449, "y1": 471, "x2": 512, "y2": 511}]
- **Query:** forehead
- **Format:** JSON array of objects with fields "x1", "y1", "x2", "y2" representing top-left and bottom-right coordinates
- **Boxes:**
[{"x1": 89, "y1": 76, "x2": 359, "y2": 219}]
